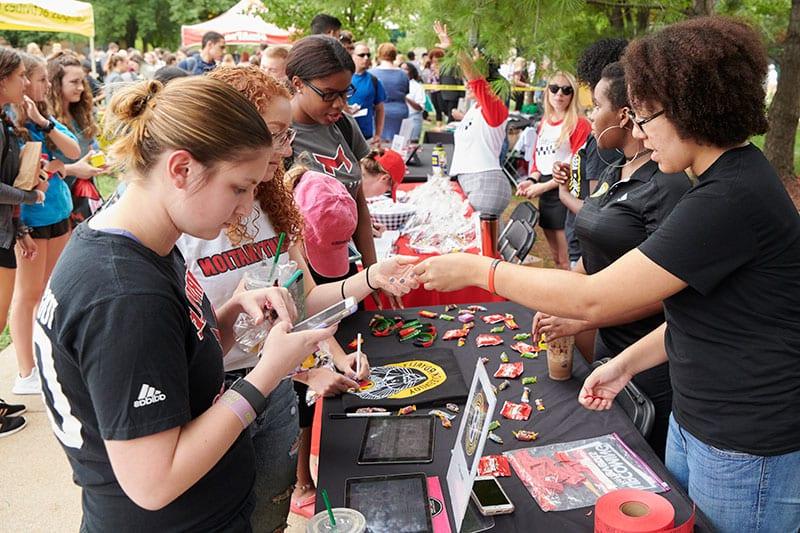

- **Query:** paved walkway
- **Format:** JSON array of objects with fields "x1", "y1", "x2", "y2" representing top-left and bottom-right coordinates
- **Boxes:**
[{"x1": 0, "y1": 345, "x2": 308, "y2": 532}]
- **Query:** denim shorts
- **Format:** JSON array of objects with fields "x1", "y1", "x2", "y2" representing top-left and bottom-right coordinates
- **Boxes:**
[
  {"x1": 247, "y1": 378, "x2": 300, "y2": 532},
  {"x1": 666, "y1": 413, "x2": 800, "y2": 533}
]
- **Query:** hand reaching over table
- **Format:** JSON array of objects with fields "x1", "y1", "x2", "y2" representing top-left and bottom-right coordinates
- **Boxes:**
[{"x1": 413, "y1": 253, "x2": 491, "y2": 292}]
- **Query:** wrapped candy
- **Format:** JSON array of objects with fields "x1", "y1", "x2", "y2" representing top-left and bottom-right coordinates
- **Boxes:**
[
  {"x1": 488, "y1": 432, "x2": 504, "y2": 445},
  {"x1": 468, "y1": 305, "x2": 488, "y2": 313},
  {"x1": 513, "y1": 430, "x2": 539, "y2": 442},
  {"x1": 520, "y1": 352, "x2": 538, "y2": 359},
  {"x1": 501, "y1": 401, "x2": 532, "y2": 421},
  {"x1": 503, "y1": 314, "x2": 519, "y2": 330},
  {"x1": 494, "y1": 363, "x2": 524, "y2": 379},
  {"x1": 535, "y1": 398, "x2": 545, "y2": 411},
  {"x1": 511, "y1": 341, "x2": 536, "y2": 354},
  {"x1": 476, "y1": 334, "x2": 504, "y2": 347},
  {"x1": 488, "y1": 420, "x2": 501, "y2": 432},
  {"x1": 513, "y1": 333, "x2": 531, "y2": 341},
  {"x1": 481, "y1": 314, "x2": 506, "y2": 324},
  {"x1": 522, "y1": 376, "x2": 538, "y2": 385},
  {"x1": 478, "y1": 455, "x2": 512, "y2": 477},
  {"x1": 356, "y1": 407, "x2": 388, "y2": 414},
  {"x1": 521, "y1": 387, "x2": 531, "y2": 403},
  {"x1": 439, "y1": 313, "x2": 455, "y2": 321},
  {"x1": 443, "y1": 328, "x2": 469, "y2": 341},
  {"x1": 498, "y1": 379, "x2": 512, "y2": 391},
  {"x1": 500, "y1": 352, "x2": 509, "y2": 363},
  {"x1": 419, "y1": 310, "x2": 438, "y2": 318},
  {"x1": 490, "y1": 325, "x2": 505, "y2": 334},
  {"x1": 457, "y1": 313, "x2": 475, "y2": 323},
  {"x1": 398, "y1": 405, "x2": 417, "y2": 416},
  {"x1": 446, "y1": 403, "x2": 460, "y2": 413},
  {"x1": 457, "y1": 337, "x2": 466, "y2": 347}
]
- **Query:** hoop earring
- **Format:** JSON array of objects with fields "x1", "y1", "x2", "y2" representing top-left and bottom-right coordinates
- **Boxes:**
[{"x1": 595, "y1": 125, "x2": 645, "y2": 169}]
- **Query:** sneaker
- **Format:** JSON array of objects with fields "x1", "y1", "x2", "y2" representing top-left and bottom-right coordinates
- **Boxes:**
[
  {"x1": 12, "y1": 367, "x2": 41, "y2": 395},
  {"x1": 0, "y1": 399, "x2": 26, "y2": 417},
  {"x1": 0, "y1": 415, "x2": 27, "y2": 437}
]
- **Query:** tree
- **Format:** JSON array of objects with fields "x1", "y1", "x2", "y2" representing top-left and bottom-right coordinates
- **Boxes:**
[{"x1": 764, "y1": 0, "x2": 800, "y2": 181}]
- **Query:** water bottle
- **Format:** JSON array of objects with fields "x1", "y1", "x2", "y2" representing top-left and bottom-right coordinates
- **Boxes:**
[{"x1": 436, "y1": 143, "x2": 448, "y2": 176}]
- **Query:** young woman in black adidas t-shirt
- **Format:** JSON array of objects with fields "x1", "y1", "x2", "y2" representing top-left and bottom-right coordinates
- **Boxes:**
[
  {"x1": 414, "y1": 18, "x2": 800, "y2": 532},
  {"x1": 533, "y1": 62, "x2": 690, "y2": 459},
  {"x1": 34, "y1": 77, "x2": 336, "y2": 531}
]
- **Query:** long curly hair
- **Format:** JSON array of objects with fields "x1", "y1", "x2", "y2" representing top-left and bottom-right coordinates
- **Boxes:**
[
  {"x1": 47, "y1": 51, "x2": 98, "y2": 142},
  {"x1": 207, "y1": 65, "x2": 304, "y2": 245}
]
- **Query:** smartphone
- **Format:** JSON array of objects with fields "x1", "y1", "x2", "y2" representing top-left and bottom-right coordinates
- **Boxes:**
[
  {"x1": 471, "y1": 476, "x2": 515, "y2": 516},
  {"x1": 291, "y1": 297, "x2": 357, "y2": 332}
]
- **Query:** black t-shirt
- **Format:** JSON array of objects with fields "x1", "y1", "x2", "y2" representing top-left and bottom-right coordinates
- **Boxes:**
[
  {"x1": 575, "y1": 159, "x2": 691, "y2": 354},
  {"x1": 639, "y1": 144, "x2": 800, "y2": 455},
  {"x1": 34, "y1": 223, "x2": 254, "y2": 531},
  {"x1": 565, "y1": 135, "x2": 613, "y2": 262}
]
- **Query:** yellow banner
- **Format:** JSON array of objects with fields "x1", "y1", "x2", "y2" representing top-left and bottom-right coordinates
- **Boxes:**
[{"x1": 0, "y1": 1, "x2": 94, "y2": 38}]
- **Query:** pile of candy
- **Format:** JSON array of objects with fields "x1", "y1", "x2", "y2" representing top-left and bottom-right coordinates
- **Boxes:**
[{"x1": 368, "y1": 314, "x2": 438, "y2": 348}]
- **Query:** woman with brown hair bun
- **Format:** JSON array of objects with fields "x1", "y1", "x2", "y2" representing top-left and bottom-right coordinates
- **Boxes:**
[
  {"x1": 414, "y1": 17, "x2": 800, "y2": 532},
  {"x1": 177, "y1": 66, "x2": 418, "y2": 527},
  {"x1": 34, "y1": 76, "x2": 336, "y2": 531}
]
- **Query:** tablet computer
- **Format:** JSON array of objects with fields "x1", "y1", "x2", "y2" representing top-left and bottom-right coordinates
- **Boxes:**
[
  {"x1": 345, "y1": 473, "x2": 434, "y2": 533},
  {"x1": 358, "y1": 415, "x2": 435, "y2": 464}
]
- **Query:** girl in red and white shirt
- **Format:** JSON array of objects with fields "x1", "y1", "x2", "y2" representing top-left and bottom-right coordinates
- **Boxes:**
[{"x1": 518, "y1": 71, "x2": 590, "y2": 270}]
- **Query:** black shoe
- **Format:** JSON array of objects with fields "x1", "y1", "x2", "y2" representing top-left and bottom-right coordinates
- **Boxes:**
[
  {"x1": 0, "y1": 415, "x2": 27, "y2": 437},
  {"x1": 0, "y1": 399, "x2": 26, "y2": 417}
]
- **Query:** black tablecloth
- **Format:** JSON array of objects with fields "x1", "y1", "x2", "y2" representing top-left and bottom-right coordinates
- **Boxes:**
[
  {"x1": 405, "y1": 143, "x2": 456, "y2": 182},
  {"x1": 316, "y1": 302, "x2": 710, "y2": 532}
]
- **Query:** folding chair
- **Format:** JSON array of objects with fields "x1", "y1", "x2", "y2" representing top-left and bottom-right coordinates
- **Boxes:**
[
  {"x1": 497, "y1": 219, "x2": 535, "y2": 263},
  {"x1": 498, "y1": 201, "x2": 538, "y2": 244}
]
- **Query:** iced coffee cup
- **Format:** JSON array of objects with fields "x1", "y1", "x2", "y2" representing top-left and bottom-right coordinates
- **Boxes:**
[{"x1": 547, "y1": 335, "x2": 574, "y2": 381}]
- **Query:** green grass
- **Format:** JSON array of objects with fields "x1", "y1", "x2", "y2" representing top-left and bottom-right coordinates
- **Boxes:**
[
  {"x1": 0, "y1": 326, "x2": 9, "y2": 351},
  {"x1": 751, "y1": 129, "x2": 800, "y2": 175}
]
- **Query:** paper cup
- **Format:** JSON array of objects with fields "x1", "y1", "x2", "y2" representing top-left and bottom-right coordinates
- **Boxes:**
[
  {"x1": 307, "y1": 508, "x2": 366, "y2": 533},
  {"x1": 547, "y1": 335, "x2": 574, "y2": 381}
]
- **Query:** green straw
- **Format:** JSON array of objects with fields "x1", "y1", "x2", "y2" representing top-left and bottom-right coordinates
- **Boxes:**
[
  {"x1": 268, "y1": 232, "x2": 286, "y2": 282},
  {"x1": 321, "y1": 488, "x2": 336, "y2": 527}
]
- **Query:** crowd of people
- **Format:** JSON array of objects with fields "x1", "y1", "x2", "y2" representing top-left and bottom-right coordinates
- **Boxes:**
[{"x1": 0, "y1": 11, "x2": 797, "y2": 533}]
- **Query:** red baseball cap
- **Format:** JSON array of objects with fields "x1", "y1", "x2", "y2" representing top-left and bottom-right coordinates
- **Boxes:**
[
  {"x1": 294, "y1": 171, "x2": 358, "y2": 278},
  {"x1": 375, "y1": 149, "x2": 406, "y2": 200}
]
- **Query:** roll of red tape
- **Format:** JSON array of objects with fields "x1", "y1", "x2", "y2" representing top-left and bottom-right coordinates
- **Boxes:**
[{"x1": 594, "y1": 489, "x2": 676, "y2": 533}]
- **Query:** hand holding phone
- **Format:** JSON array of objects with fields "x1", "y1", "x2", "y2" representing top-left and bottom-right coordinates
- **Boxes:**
[
  {"x1": 471, "y1": 476, "x2": 515, "y2": 516},
  {"x1": 291, "y1": 297, "x2": 358, "y2": 332}
]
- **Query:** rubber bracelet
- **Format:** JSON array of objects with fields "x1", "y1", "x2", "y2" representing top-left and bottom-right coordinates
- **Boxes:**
[
  {"x1": 219, "y1": 389, "x2": 257, "y2": 429},
  {"x1": 340, "y1": 278, "x2": 347, "y2": 300},
  {"x1": 365, "y1": 265, "x2": 378, "y2": 291},
  {"x1": 488, "y1": 258, "x2": 502, "y2": 295},
  {"x1": 230, "y1": 377, "x2": 267, "y2": 415}
]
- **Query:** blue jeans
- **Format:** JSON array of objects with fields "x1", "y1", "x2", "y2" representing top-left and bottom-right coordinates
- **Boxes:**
[
  {"x1": 666, "y1": 414, "x2": 800, "y2": 533},
  {"x1": 248, "y1": 378, "x2": 300, "y2": 531}
]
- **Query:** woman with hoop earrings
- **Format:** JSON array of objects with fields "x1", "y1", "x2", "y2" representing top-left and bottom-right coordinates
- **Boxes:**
[{"x1": 531, "y1": 62, "x2": 691, "y2": 459}]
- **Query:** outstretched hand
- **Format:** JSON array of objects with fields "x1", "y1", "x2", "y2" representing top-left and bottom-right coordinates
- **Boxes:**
[
  {"x1": 578, "y1": 359, "x2": 632, "y2": 411},
  {"x1": 433, "y1": 21, "x2": 452, "y2": 49}
]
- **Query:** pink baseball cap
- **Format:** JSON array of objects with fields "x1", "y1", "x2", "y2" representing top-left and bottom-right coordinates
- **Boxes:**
[{"x1": 294, "y1": 171, "x2": 358, "y2": 278}]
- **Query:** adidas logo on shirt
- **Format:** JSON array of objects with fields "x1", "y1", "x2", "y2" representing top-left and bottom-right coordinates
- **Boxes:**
[{"x1": 133, "y1": 383, "x2": 167, "y2": 408}]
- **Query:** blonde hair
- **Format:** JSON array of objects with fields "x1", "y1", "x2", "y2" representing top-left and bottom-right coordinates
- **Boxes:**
[
  {"x1": 207, "y1": 66, "x2": 303, "y2": 244},
  {"x1": 263, "y1": 46, "x2": 289, "y2": 60},
  {"x1": 105, "y1": 77, "x2": 271, "y2": 181},
  {"x1": 377, "y1": 43, "x2": 397, "y2": 62},
  {"x1": 543, "y1": 71, "x2": 582, "y2": 147}
]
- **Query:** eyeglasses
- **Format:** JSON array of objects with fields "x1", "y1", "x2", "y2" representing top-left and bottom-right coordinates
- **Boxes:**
[
  {"x1": 356, "y1": 53, "x2": 371, "y2": 58},
  {"x1": 548, "y1": 84, "x2": 574, "y2": 96},
  {"x1": 271, "y1": 127, "x2": 296, "y2": 148},
  {"x1": 303, "y1": 80, "x2": 355, "y2": 102},
  {"x1": 627, "y1": 109, "x2": 665, "y2": 133}
]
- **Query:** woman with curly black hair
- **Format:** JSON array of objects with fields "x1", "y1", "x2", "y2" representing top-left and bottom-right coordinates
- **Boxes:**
[{"x1": 413, "y1": 17, "x2": 800, "y2": 532}]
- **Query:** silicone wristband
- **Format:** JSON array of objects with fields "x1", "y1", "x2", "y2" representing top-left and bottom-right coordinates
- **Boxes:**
[
  {"x1": 365, "y1": 265, "x2": 378, "y2": 291},
  {"x1": 219, "y1": 389, "x2": 257, "y2": 429},
  {"x1": 488, "y1": 258, "x2": 502, "y2": 295}
]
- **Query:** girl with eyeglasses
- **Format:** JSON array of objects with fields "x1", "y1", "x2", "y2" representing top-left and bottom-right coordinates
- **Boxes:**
[
  {"x1": 176, "y1": 65, "x2": 417, "y2": 528},
  {"x1": 533, "y1": 61, "x2": 691, "y2": 459},
  {"x1": 517, "y1": 71, "x2": 591, "y2": 270},
  {"x1": 286, "y1": 37, "x2": 382, "y2": 295},
  {"x1": 413, "y1": 17, "x2": 800, "y2": 533}
]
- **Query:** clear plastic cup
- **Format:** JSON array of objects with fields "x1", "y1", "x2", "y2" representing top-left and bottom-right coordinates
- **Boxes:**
[
  {"x1": 547, "y1": 335, "x2": 574, "y2": 381},
  {"x1": 306, "y1": 508, "x2": 366, "y2": 533}
]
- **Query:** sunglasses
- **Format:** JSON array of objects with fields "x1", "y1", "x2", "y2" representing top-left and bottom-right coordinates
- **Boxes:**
[
  {"x1": 626, "y1": 109, "x2": 665, "y2": 133},
  {"x1": 271, "y1": 127, "x2": 296, "y2": 148},
  {"x1": 548, "y1": 84, "x2": 574, "y2": 96},
  {"x1": 356, "y1": 53, "x2": 371, "y2": 58},
  {"x1": 303, "y1": 80, "x2": 356, "y2": 102}
]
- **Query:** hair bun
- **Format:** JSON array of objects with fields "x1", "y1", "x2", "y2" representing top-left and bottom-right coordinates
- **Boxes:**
[{"x1": 130, "y1": 80, "x2": 163, "y2": 117}]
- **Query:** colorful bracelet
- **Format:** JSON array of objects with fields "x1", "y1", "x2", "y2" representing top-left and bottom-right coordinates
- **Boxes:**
[
  {"x1": 219, "y1": 389, "x2": 257, "y2": 429},
  {"x1": 488, "y1": 258, "x2": 502, "y2": 295}
]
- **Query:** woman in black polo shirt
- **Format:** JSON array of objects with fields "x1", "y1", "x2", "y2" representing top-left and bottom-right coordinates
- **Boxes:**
[
  {"x1": 533, "y1": 62, "x2": 690, "y2": 459},
  {"x1": 413, "y1": 17, "x2": 800, "y2": 533}
]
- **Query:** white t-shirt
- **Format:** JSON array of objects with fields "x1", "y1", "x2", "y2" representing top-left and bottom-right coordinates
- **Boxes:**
[
  {"x1": 177, "y1": 206, "x2": 290, "y2": 371},
  {"x1": 407, "y1": 79, "x2": 426, "y2": 117},
  {"x1": 531, "y1": 120, "x2": 573, "y2": 177}
]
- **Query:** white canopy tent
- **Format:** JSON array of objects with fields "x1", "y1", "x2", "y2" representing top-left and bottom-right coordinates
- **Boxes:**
[{"x1": 181, "y1": 0, "x2": 291, "y2": 48}]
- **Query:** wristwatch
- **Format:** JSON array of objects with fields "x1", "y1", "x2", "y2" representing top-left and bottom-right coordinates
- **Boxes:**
[
  {"x1": 41, "y1": 119, "x2": 55, "y2": 133},
  {"x1": 230, "y1": 377, "x2": 267, "y2": 416}
]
